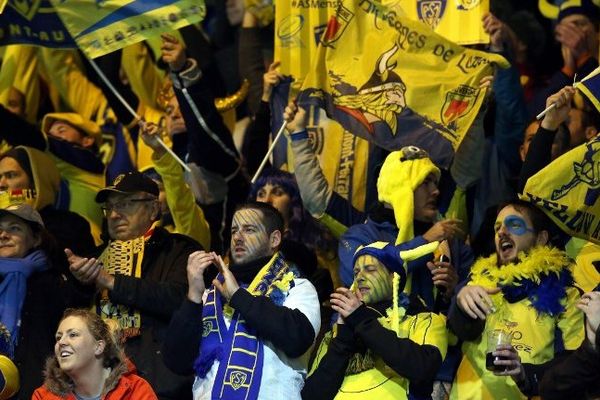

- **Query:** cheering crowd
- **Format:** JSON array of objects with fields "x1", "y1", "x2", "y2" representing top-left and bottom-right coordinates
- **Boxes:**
[{"x1": 0, "y1": 0, "x2": 599, "y2": 399}]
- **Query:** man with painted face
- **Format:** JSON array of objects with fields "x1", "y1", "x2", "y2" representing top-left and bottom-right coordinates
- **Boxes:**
[
  {"x1": 447, "y1": 200, "x2": 584, "y2": 399},
  {"x1": 163, "y1": 202, "x2": 321, "y2": 400},
  {"x1": 302, "y1": 241, "x2": 448, "y2": 399},
  {"x1": 65, "y1": 171, "x2": 202, "y2": 399}
]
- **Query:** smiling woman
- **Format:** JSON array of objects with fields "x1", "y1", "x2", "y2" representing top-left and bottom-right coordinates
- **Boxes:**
[{"x1": 32, "y1": 309, "x2": 157, "y2": 400}]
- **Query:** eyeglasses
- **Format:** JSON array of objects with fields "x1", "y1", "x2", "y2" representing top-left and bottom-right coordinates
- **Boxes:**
[{"x1": 101, "y1": 198, "x2": 155, "y2": 216}]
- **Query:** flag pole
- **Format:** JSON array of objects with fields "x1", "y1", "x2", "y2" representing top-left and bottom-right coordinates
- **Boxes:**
[
  {"x1": 86, "y1": 57, "x2": 191, "y2": 173},
  {"x1": 251, "y1": 121, "x2": 287, "y2": 184},
  {"x1": 536, "y1": 74, "x2": 579, "y2": 121}
]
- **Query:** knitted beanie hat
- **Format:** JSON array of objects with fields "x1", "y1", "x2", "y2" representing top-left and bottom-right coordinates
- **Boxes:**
[
  {"x1": 377, "y1": 146, "x2": 440, "y2": 244},
  {"x1": 352, "y1": 240, "x2": 439, "y2": 333}
]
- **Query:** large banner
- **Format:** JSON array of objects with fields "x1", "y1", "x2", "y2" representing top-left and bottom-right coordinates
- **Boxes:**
[
  {"x1": 522, "y1": 135, "x2": 600, "y2": 245},
  {"x1": 299, "y1": 0, "x2": 508, "y2": 168},
  {"x1": 398, "y1": 0, "x2": 489, "y2": 44},
  {"x1": 51, "y1": 0, "x2": 205, "y2": 58},
  {"x1": 0, "y1": 0, "x2": 205, "y2": 58}
]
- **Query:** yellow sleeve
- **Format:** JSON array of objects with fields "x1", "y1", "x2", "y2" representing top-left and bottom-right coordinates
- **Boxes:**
[
  {"x1": 307, "y1": 330, "x2": 335, "y2": 377},
  {"x1": 121, "y1": 42, "x2": 167, "y2": 110},
  {"x1": 557, "y1": 286, "x2": 585, "y2": 351},
  {"x1": 152, "y1": 150, "x2": 211, "y2": 249},
  {"x1": 0, "y1": 45, "x2": 40, "y2": 123},
  {"x1": 39, "y1": 48, "x2": 111, "y2": 123}
]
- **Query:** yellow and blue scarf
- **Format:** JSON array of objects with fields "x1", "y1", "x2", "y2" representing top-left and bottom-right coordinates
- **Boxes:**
[{"x1": 194, "y1": 253, "x2": 297, "y2": 400}]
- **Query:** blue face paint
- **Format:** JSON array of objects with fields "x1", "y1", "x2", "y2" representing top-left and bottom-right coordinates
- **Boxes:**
[{"x1": 494, "y1": 215, "x2": 535, "y2": 236}]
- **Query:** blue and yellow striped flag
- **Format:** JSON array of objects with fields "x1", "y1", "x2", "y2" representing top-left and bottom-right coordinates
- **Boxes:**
[
  {"x1": 299, "y1": 0, "x2": 508, "y2": 168},
  {"x1": 522, "y1": 134, "x2": 600, "y2": 245},
  {"x1": 398, "y1": 0, "x2": 490, "y2": 44},
  {"x1": 577, "y1": 66, "x2": 600, "y2": 113},
  {"x1": 50, "y1": 0, "x2": 206, "y2": 58}
]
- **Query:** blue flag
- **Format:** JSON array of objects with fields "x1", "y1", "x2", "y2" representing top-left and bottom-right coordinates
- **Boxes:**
[{"x1": 0, "y1": 0, "x2": 75, "y2": 48}]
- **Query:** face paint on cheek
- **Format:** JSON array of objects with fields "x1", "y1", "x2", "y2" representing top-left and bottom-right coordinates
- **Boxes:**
[{"x1": 354, "y1": 256, "x2": 393, "y2": 304}]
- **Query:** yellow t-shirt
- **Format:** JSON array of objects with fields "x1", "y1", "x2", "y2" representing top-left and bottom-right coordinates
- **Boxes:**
[{"x1": 450, "y1": 287, "x2": 584, "y2": 400}]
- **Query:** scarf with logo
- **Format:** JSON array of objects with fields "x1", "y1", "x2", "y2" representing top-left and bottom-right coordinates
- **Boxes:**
[{"x1": 194, "y1": 252, "x2": 297, "y2": 400}]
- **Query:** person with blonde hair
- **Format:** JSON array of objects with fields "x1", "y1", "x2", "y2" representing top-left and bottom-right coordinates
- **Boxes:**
[{"x1": 33, "y1": 308, "x2": 157, "y2": 400}]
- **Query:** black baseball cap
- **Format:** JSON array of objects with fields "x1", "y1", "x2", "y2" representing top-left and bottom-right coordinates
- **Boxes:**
[{"x1": 95, "y1": 171, "x2": 159, "y2": 203}]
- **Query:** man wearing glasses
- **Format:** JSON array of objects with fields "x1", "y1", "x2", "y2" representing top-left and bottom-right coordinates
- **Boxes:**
[{"x1": 66, "y1": 171, "x2": 203, "y2": 399}]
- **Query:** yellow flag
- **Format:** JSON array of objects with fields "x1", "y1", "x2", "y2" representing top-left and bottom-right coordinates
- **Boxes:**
[
  {"x1": 522, "y1": 135, "x2": 600, "y2": 245},
  {"x1": 0, "y1": 0, "x2": 7, "y2": 14},
  {"x1": 299, "y1": 0, "x2": 508, "y2": 168},
  {"x1": 398, "y1": 0, "x2": 490, "y2": 44},
  {"x1": 275, "y1": 0, "x2": 338, "y2": 90},
  {"x1": 50, "y1": 0, "x2": 206, "y2": 58},
  {"x1": 274, "y1": 0, "x2": 369, "y2": 211}
]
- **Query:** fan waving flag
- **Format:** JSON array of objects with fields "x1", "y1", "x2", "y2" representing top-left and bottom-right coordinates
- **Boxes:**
[
  {"x1": 298, "y1": 0, "x2": 508, "y2": 168},
  {"x1": 522, "y1": 135, "x2": 600, "y2": 245}
]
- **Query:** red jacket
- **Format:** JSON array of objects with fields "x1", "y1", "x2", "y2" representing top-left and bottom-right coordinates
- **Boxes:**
[{"x1": 31, "y1": 370, "x2": 157, "y2": 400}]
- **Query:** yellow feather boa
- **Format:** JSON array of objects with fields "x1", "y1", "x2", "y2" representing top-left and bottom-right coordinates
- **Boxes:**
[{"x1": 469, "y1": 246, "x2": 571, "y2": 288}]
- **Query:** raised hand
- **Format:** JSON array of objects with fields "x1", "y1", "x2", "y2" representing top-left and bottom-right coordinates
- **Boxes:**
[
  {"x1": 456, "y1": 285, "x2": 501, "y2": 320},
  {"x1": 262, "y1": 61, "x2": 283, "y2": 102},
  {"x1": 65, "y1": 248, "x2": 103, "y2": 285},
  {"x1": 422, "y1": 219, "x2": 464, "y2": 242},
  {"x1": 427, "y1": 259, "x2": 459, "y2": 298},
  {"x1": 482, "y1": 13, "x2": 509, "y2": 52},
  {"x1": 330, "y1": 287, "x2": 363, "y2": 320},
  {"x1": 577, "y1": 291, "x2": 600, "y2": 348},
  {"x1": 139, "y1": 121, "x2": 165, "y2": 155},
  {"x1": 540, "y1": 86, "x2": 576, "y2": 131},
  {"x1": 186, "y1": 251, "x2": 215, "y2": 303},
  {"x1": 555, "y1": 20, "x2": 590, "y2": 62},
  {"x1": 212, "y1": 254, "x2": 240, "y2": 301},
  {"x1": 160, "y1": 33, "x2": 186, "y2": 72},
  {"x1": 283, "y1": 101, "x2": 308, "y2": 134}
]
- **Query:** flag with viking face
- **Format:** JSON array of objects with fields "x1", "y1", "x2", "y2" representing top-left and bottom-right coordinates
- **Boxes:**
[{"x1": 298, "y1": 0, "x2": 508, "y2": 168}]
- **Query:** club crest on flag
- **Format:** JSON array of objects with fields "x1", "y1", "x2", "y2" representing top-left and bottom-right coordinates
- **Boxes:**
[
  {"x1": 8, "y1": 0, "x2": 41, "y2": 20},
  {"x1": 441, "y1": 84, "x2": 477, "y2": 128},
  {"x1": 417, "y1": 0, "x2": 447, "y2": 30},
  {"x1": 456, "y1": 0, "x2": 480, "y2": 10},
  {"x1": 551, "y1": 137, "x2": 600, "y2": 207},
  {"x1": 321, "y1": 4, "x2": 354, "y2": 48}
]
